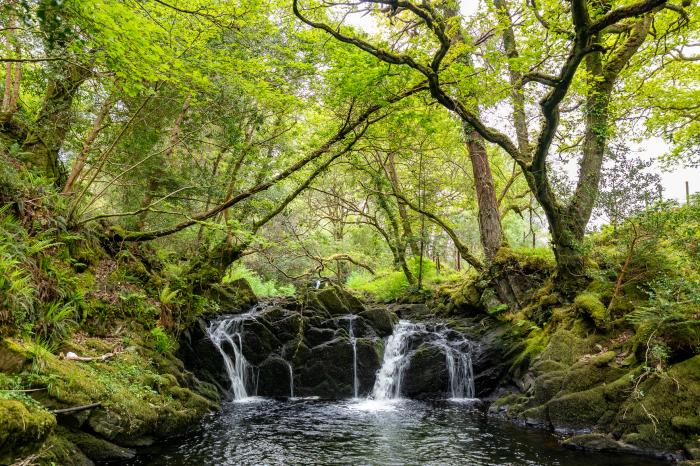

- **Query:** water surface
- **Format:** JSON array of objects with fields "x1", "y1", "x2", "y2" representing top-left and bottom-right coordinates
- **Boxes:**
[{"x1": 129, "y1": 398, "x2": 667, "y2": 465}]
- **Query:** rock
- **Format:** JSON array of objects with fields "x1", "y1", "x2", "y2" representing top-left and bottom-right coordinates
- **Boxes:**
[
  {"x1": 307, "y1": 285, "x2": 364, "y2": 316},
  {"x1": 297, "y1": 337, "x2": 354, "y2": 398},
  {"x1": 60, "y1": 427, "x2": 135, "y2": 462},
  {"x1": 0, "y1": 339, "x2": 28, "y2": 373},
  {"x1": 207, "y1": 278, "x2": 258, "y2": 312},
  {"x1": 403, "y1": 343, "x2": 448, "y2": 398},
  {"x1": 177, "y1": 317, "x2": 230, "y2": 392},
  {"x1": 0, "y1": 400, "x2": 56, "y2": 465},
  {"x1": 355, "y1": 338, "x2": 383, "y2": 396},
  {"x1": 389, "y1": 303, "x2": 431, "y2": 320},
  {"x1": 258, "y1": 356, "x2": 294, "y2": 397},
  {"x1": 562, "y1": 433, "x2": 636, "y2": 453},
  {"x1": 359, "y1": 307, "x2": 398, "y2": 337}
]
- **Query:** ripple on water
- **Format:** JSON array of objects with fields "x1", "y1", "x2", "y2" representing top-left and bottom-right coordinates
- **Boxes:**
[{"x1": 127, "y1": 400, "x2": 670, "y2": 466}]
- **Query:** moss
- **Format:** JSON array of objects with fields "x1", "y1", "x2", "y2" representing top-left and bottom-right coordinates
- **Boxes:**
[
  {"x1": 0, "y1": 399, "x2": 56, "y2": 464},
  {"x1": 614, "y1": 355, "x2": 700, "y2": 451},
  {"x1": 573, "y1": 292, "x2": 608, "y2": 330},
  {"x1": 59, "y1": 427, "x2": 135, "y2": 461},
  {"x1": 546, "y1": 385, "x2": 609, "y2": 430},
  {"x1": 539, "y1": 329, "x2": 592, "y2": 365},
  {"x1": 39, "y1": 433, "x2": 93, "y2": 466}
]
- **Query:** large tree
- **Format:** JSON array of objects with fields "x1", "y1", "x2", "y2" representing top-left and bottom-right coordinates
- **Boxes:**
[{"x1": 292, "y1": 0, "x2": 696, "y2": 288}]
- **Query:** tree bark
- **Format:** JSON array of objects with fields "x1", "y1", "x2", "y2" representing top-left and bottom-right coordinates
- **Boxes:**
[
  {"x1": 464, "y1": 123, "x2": 503, "y2": 261},
  {"x1": 21, "y1": 61, "x2": 91, "y2": 182}
]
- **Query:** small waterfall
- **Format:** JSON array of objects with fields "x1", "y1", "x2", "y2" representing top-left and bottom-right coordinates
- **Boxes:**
[
  {"x1": 372, "y1": 320, "x2": 416, "y2": 400},
  {"x1": 348, "y1": 316, "x2": 359, "y2": 398},
  {"x1": 207, "y1": 313, "x2": 256, "y2": 400},
  {"x1": 286, "y1": 360, "x2": 295, "y2": 398},
  {"x1": 443, "y1": 344, "x2": 476, "y2": 399},
  {"x1": 371, "y1": 320, "x2": 476, "y2": 401}
]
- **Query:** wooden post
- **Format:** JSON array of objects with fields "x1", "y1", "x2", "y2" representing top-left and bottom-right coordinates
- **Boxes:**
[{"x1": 686, "y1": 181, "x2": 690, "y2": 205}]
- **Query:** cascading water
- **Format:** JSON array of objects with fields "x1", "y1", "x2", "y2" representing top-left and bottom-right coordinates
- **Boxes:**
[
  {"x1": 207, "y1": 312, "x2": 257, "y2": 401},
  {"x1": 442, "y1": 342, "x2": 476, "y2": 399},
  {"x1": 286, "y1": 360, "x2": 295, "y2": 398},
  {"x1": 371, "y1": 320, "x2": 476, "y2": 400},
  {"x1": 372, "y1": 320, "x2": 416, "y2": 400},
  {"x1": 348, "y1": 316, "x2": 359, "y2": 398}
]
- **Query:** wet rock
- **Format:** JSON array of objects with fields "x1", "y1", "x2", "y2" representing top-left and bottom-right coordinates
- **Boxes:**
[
  {"x1": 403, "y1": 343, "x2": 448, "y2": 398},
  {"x1": 258, "y1": 356, "x2": 294, "y2": 397},
  {"x1": 178, "y1": 317, "x2": 229, "y2": 392},
  {"x1": 297, "y1": 337, "x2": 354, "y2": 398}
]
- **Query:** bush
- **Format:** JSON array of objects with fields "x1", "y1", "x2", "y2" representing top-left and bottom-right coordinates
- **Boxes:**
[
  {"x1": 149, "y1": 326, "x2": 173, "y2": 354},
  {"x1": 224, "y1": 264, "x2": 295, "y2": 297}
]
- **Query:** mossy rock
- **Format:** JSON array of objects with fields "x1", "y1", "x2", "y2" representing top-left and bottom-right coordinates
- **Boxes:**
[
  {"x1": 0, "y1": 399, "x2": 56, "y2": 464},
  {"x1": 307, "y1": 285, "x2": 364, "y2": 316},
  {"x1": 207, "y1": 278, "x2": 258, "y2": 313},
  {"x1": 539, "y1": 329, "x2": 592, "y2": 365},
  {"x1": 40, "y1": 433, "x2": 94, "y2": 466},
  {"x1": 573, "y1": 292, "x2": 608, "y2": 330},
  {"x1": 59, "y1": 427, "x2": 135, "y2": 462},
  {"x1": 0, "y1": 338, "x2": 29, "y2": 373},
  {"x1": 546, "y1": 385, "x2": 609, "y2": 431},
  {"x1": 358, "y1": 307, "x2": 398, "y2": 337},
  {"x1": 614, "y1": 354, "x2": 700, "y2": 451}
]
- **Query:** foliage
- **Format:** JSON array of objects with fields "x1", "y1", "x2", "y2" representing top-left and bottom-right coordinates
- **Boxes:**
[
  {"x1": 149, "y1": 326, "x2": 173, "y2": 354},
  {"x1": 224, "y1": 264, "x2": 295, "y2": 297}
]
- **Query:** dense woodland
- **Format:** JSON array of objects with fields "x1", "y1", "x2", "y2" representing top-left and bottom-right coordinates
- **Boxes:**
[{"x1": 1, "y1": 0, "x2": 700, "y2": 464}]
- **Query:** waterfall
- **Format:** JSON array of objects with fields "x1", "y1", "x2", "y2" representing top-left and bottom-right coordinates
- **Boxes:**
[
  {"x1": 207, "y1": 313, "x2": 256, "y2": 401},
  {"x1": 348, "y1": 316, "x2": 359, "y2": 398},
  {"x1": 286, "y1": 360, "x2": 295, "y2": 398},
  {"x1": 443, "y1": 344, "x2": 476, "y2": 399},
  {"x1": 372, "y1": 320, "x2": 416, "y2": 400},
  {"x1": 371, "y1": 320, "x2": 476, "y2": 401}
]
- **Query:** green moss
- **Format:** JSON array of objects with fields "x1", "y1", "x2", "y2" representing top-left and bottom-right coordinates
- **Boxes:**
[
  {"x1": 574, "y1": 292, "x2": 608, "y2": 330},
  {"x1": 546, "y1": 385, "x2": 609, "y2": 430},
  {"x1": 0, "y1": 399, "x2": 56, "y2": 464},
  {"x1": 39, "y1": 433, "x2": 93, "y2": 466}
]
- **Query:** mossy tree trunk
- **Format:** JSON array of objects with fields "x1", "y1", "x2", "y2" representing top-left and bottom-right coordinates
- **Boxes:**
[{"x1": 21, "y1": 61, "x2": 90, "y2": 183}]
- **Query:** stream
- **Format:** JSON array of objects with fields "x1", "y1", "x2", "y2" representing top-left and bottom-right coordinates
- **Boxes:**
[
  {"x1": 129, "y1": 305, "x2": 668, "y2": 465},
  {"x1": 128, "y1": 398, "x2": 665, "y2": 465}
]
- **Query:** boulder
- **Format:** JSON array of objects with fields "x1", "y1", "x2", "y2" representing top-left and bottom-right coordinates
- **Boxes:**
[
  {"x1": 359, "y1": 307, "x2": 398, "y2": 337},
  {"x1": 0, "y1": 400, "x2": 56, "y2": 465},
  {"x1": 207, "y1": 278, "x2": 257, "y2": 313},
  {"x1": 403, "y1": 343, "x2": 448, "y2": 398}
]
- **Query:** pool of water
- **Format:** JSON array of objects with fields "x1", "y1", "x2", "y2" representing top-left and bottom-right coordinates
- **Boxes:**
[{"x1": 128, "y1": 398, "x2": 667, "y2": 465}]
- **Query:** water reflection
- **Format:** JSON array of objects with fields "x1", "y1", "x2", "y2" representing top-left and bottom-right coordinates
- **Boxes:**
[{"x1": 127, "y1": 399, "x2": 667, "y2": 466}]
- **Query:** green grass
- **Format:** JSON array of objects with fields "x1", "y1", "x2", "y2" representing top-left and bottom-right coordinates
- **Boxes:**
[{"x1": 347, "y1": 258, "x2": 463, "y2": 301}]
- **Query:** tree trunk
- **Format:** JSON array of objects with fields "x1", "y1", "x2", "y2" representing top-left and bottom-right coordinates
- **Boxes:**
[
  {"x1": 62, "y1": 87, "x2": 116, "y2": 194},
  {"x1": 464, "y1": 123, "x2": 503, "y2": 261},
  {"x1": 385, "y1": 152, "x2": 420, "y2": 256},
  {"x1": 21, "y1": 62, "x2": 91, "y2": 182}
]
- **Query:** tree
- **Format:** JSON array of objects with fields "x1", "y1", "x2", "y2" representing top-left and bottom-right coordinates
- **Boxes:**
[{"x1": 292, "y1": 0, "x2": 694, "y2": 290}]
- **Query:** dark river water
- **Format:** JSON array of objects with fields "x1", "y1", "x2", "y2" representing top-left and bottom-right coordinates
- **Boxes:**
[{"x1": 128, "y1": 398, "x2": 667, "y2": 465}]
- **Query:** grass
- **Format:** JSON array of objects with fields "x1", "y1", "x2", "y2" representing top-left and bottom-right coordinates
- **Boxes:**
[{"x1": 347, "y1": 258, "x2": 463, "y2": 301}]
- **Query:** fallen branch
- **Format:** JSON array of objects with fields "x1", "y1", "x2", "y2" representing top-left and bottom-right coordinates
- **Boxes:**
[
  {"x1": 51, "y1": 402, "x2": 101, "y2": 415},
  {"x1": 60, "y1": 346, "x2": 123, "y2": 362}
]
